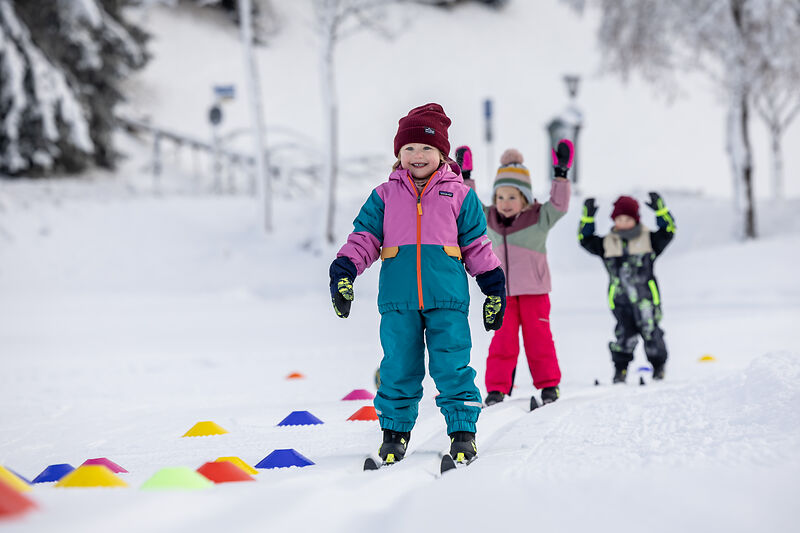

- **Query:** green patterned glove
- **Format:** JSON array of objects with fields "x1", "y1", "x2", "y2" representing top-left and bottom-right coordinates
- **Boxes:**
[
  {"x1": 332, "y1": 277, "x2": 354, "y2": 318},
  {"x1": 483, "y1": 295, "x2": 505, "y2": 331}
]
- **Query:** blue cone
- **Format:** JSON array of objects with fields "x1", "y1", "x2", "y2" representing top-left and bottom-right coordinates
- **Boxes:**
[
  {"x1": 277, "y1": 410, "x2": 323, "y2": 426},
  {"x1": 637, "y1": 366, "x2": 652, "y2": 373},
  {"x1": 32, "y1": 463, "x2": 74, "y2": 483},
  {"x1": 255, "y1": 449, "x2": 315, "y2": 469}
]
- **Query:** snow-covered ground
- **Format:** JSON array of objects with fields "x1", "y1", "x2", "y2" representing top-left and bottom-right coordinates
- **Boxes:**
[
  {"x1": 2, "y1": 1, "x2": 800, "y2": 531},
  {"x1": 1, "y1": 181, "x2": 799, "y2": 532}
]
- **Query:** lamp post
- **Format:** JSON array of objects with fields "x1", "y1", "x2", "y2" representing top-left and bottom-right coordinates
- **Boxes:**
[{"x1": 546, "y1": 75, "x2": 583, "y2": 188}]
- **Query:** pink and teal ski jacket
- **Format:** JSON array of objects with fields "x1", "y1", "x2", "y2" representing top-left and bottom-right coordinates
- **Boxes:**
[
  {"x1": 337, "y1": 162, "x2": 500, "y2": 314},
  {"x1": 486, "y1": 179, "x2": 570, "y2": 296}
]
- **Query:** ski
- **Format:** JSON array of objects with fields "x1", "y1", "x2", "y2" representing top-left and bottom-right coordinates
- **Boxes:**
[
  {"x1": 440, "y1": 453, "x2": 476, "y2": 474},
  {"x1": 363, "y1": 455, "x2": 404, "y2": 471}
]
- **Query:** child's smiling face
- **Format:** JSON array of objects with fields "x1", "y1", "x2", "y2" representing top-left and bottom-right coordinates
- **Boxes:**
[
  {"x1": 399, "y1": 143, "x2": 441, "y2": 179},
  {"x1": 495, "y1": 186, "x2": 526, "y2": 218}
]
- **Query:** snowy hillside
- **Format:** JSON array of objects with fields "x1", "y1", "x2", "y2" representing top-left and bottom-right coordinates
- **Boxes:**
[{"x1": 2, "y1": 1, "x2": 800, "y2": 532}]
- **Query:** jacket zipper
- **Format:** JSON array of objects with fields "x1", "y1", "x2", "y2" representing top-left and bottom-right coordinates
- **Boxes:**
[
  {"x1": 502, "y1": 229, "x2": 511, "y2": 297},
  {"x1": 408, "y1": 173, "x2": 433, "y2": 309}
]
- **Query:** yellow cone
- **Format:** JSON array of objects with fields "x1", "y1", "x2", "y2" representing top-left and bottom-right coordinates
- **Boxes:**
[
  {"x1": 182, "y1": 421, "x2": 228, "y2": 437},
  {"x1": 0, "y1": 466, "x2": 32, "y2": 493},
  {"x1": 55, "y1": 465, "x2": 127, "y2": 488},
  {"x1": 215, "y1": 457, "x2": 258, "y2": 475},
  {"x1": 699, "y1": 354, "x2": 717, "y2": 362}
]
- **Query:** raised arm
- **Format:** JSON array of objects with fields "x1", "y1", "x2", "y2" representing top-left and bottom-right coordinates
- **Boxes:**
[
  {"x1": 645, "y1": 191, "x2": 676, "y2": 255},
  {"x1": 578, "y1": 198, "x2": 604, "y2": 257}
]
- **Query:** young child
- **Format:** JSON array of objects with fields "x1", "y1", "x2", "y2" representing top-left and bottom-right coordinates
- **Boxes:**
[
  {"x1": 329, "y1": 103, "x2": 506, "y2": 464},
  {"x1": 483, "y1": 143, "x2": 573, "y2": 409},
  {"x1": 578, "y1": 193, "x2": 676, "y2": 382}
]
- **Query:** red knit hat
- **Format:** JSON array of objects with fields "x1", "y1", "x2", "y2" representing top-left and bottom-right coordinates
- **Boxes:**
[
  {"x1": 393, "y1": 103, "x2": 451, "y2": 157},
  {"x1": 611, "y1": 196, "x2": 640, "y2": 223}
]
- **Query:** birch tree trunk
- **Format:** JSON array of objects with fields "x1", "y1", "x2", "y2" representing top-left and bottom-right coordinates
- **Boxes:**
[
  {"x1": 317, "y1": 0, "x2": 338, "y2": 246},
  {"x1": 725, "y1": 89, "x2": 757, "y2": 239},
  {"x1": 769, "y1": 126, "x2": 784, "y2": 201}
]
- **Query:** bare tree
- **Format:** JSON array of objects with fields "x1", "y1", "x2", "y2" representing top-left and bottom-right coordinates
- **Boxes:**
[
  {"x1": 564, "y1": 0, "x2": 800, "y2": 239},
  {"x1": 750, "y1": 0, "x2": 800, "y2": 201},
  {"x1": 311, "y1": 0, "x2": 397, "y2": 246}
]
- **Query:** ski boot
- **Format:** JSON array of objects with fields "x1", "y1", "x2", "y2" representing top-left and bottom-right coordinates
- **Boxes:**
[
  {"x1": 378, "y1": 429, "x2": 410, "y2": 464},
  {"x1": 652, "y1": 363, "x2": 665, "y2": 381},
  {"x1": 448, "y1": 431, "x2": 477, "y2": 464},
  {"x1": 541, "y1": 386, "x2": 560, "y2": 404},
  {"x1": 484, "y1": 391, "x2": 505, "y2": 406},
  {"x1": 613, "y1": 365, "x2": 628, "y2": 384}
]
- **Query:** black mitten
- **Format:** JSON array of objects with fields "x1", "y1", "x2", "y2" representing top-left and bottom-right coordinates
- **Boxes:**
[
  {"x1": 552, "y1": 139, "x2": 574, "y2": 178},
  {"x1": 329, "y1": 257, "x2": 357, "y2": 318}
]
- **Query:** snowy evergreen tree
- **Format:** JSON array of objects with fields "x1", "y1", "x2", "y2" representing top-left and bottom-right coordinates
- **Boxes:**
[
  {"x1": 563, "y1": 0, "x2": 800, "y2": 239},
  {"x1": 0, "y1": 0, "x2": 147, "y2": 177}
]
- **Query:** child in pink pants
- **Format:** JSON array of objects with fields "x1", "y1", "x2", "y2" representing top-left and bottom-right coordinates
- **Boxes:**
[{"x1": 483, "y1": 143, "x2": 572, "y2": 409}]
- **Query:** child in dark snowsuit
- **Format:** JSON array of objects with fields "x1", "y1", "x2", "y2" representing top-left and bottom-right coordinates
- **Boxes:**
[
  {"x1": 578, "y1": 193, "x2": 676, "y2": 382},
  {"x1": 329, "y1": 103, "x2": 506, "y2": 465}
]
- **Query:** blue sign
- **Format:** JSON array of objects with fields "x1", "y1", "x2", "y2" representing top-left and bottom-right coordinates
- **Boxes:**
[{"x1": 213, "y1": 85, "x2": 236, "y2": 100}]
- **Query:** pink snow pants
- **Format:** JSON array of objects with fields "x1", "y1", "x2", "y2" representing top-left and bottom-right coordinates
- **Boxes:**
[{"x1": 485, "y1": 294, "x2": 561, "y2": 393}]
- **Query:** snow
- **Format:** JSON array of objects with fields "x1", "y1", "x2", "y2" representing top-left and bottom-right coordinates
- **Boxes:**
[{"x1": 2, "y1": 1, "x2": 800, "y2": 531}]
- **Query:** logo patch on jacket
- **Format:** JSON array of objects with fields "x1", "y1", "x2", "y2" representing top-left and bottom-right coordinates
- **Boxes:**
[
  {"x1": 439, "y1": 191, "x2": 454, "y2": 197},
  {"x1": 424, "y1": 127, "x2": 435, "y2": 135}
]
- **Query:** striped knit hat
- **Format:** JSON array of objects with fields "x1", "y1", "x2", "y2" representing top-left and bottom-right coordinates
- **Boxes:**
[{"x1": 493, "y1": 149, "x2": 532, "y2": 203}]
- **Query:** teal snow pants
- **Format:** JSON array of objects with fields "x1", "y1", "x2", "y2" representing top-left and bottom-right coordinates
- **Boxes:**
[{"x1": 374, "y1": 308, "x2": 482, "y2": 434}]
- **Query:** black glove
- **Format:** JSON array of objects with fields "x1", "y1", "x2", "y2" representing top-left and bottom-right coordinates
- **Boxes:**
[
  {"x1": 483, "y1": 295, "x2": 505, "y2": 331},
  {"x1": 475, "y1": 266, "x2": 506, "y2": 331},
  {"x1": 646, "y1": 191, "x2": 675, "y2": 232},
  {"x1": 329, "y1": 257, "x2": 357, "y2": 318},
  {"x1": 583, "y1": 198, "x2": 598, "y2": 218},
  {"x1": 455, "y1": 146, "x2": 473, "y2": 182},
  {"x1": 645, "y1": 192, "x2": 664, "y2": 211},
  {"x1": 552, "y1": 139, "x2": 574, "y2": 179}
]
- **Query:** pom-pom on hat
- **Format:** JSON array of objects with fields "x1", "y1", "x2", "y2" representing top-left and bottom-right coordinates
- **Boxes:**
[
  {"x1": 394, "y1": 103, "x2": 451, "y2": 157},
  {"x1": 611, "y1": 195, "x2": 640, "y2": 223},
  {"x1": 493, "y1": 149, "x2": 533, "y2": 204}
]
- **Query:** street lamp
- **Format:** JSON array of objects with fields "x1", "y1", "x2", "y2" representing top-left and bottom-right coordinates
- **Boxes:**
[{"x1": 546, "y1": 75, "x2": 583, "y2": 189}]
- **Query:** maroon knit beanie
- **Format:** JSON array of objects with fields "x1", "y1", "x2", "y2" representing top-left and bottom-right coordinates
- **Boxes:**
[
  {"x1": 611, "y1": 196, "x2": 640, "y2": 223},
  {"x1": 393, "y1": 103, "x2": 451, "y2": 157}
]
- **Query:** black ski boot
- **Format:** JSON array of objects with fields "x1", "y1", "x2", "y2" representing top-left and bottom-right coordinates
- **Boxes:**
[
  {"x1": 449, "y1": 431, "x2": 477, "y2": 463},
  {"x1": 378, "y1": 429, "x2": 410, "y2": 464},
  {"x1": 541, "y1": 386, "x2": 560, "y2": 404},
  {"x1": 484, "y1": 391, "x2": 505, "y2": 406},
  {"x1": 613, "y1": 365, "x2": 628, "y2": 384},
  {"x1": 652, "y1": 363, "x2": 665, "y2": 381}
]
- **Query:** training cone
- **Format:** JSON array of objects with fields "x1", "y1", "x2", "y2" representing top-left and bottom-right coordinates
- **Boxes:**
[
  {"x1": 277, "y1": 411, "x2": 323, "y2": 426},
  {"x1": 255, "y1": 449, "x2": 314, "y2": 469},
  {"x1": 182, "y1": 421, "x2": 228, "y2": 437},
  {"x1": 341, "y1": 389, "x2": 375, "y2": 401},
  {"x1": 196, "y1": 461, "x2": 254, "y2": 484},
  {"x1": 214, "y1": 457, "x2": 258, "y2": 475},
  {"x1": 0, "y1": 479, "x2": 36, "y2": 519},
  {"x1": 140, "y1": 467, "x2": 213, "y2": 491},
  {"x1": 32, "y1": 464, "x2": 74, "y2": 484},
  {"x1": 0, "y1": 467, "x2": 31, "y2": 493},
  {"x1": 637, "y1": 366, "x2": 652, "y2": 372},
  {"x1": 55, "y1": 465, "x2": 127, "y2": 488},
  {"x1": 81, "y1": 458, "x2": 128, "y2": 473},
  {"x1": 347, "y1": 406, "x2": 378, "y2": 421},
  {"x1": 699, "y1": 354, "x2": 717, "y2": 362},
  {"x1": 286, "y1": 372, "x2": 305, "y2": 379}
]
